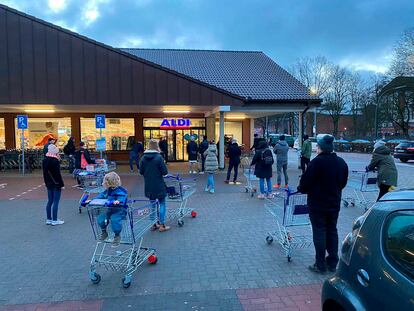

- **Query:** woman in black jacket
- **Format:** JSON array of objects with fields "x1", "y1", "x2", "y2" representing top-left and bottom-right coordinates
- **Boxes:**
[
  {"x1": 42, "y1": 144, "x2": 65, "y2": 226},
  {"x1": 74, "y1": 142, "x2": 95, "y2": 169},
  {"x1": 251, "y1": 141, "x2": 274, "y2": 199}
]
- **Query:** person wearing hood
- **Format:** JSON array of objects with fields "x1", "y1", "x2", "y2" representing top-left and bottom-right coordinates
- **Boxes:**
[
  {"x1": 298, "y1": 135, "x2": 348, "y2": 274},
  {"x1": 225, "y1": 139, "x2": 242, "y2": 184},
  {"x1": 366, "y1": 140, "x2": 398, "y2": 201},
  {"x1": 139, "y1": 139, "x2": 170, "y2": 232},
  {"x1": 42, "y1": 144, "x2": 65, "y2": 226},
  {"x1": 251, "y1": 140, "x2": 274, "y2": 199},
  {"x1": 273, "y1": 135, "x2": 290, "y2": 188},
  {"x1": 204, "y1": 140, "x2": 219, "y2": 193}
]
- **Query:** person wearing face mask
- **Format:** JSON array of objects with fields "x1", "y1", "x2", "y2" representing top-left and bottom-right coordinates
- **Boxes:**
[{"x1": 298, "y1": 134, "x2": 348, "y2": 274}]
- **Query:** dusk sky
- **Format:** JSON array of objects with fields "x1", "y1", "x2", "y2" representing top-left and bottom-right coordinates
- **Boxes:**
[{"x1": 2, "y1": 0, "x2": 413, "y2": 75}]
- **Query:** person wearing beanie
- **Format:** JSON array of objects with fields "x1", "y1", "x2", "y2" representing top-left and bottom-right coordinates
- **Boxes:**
[
  {"x1": 366, "y1": 141, "x2": 397, "y2": 201},
  {"x1": 42, "y1": 144, "x2": 65, "y2": 226},
  {"x1": 225, "y1": 138, "x2": 242, "y2": 184},
  {"x1": 298, "y1": 134, "x2": 348, "y2": 274},
  {"x1": 300, "y1": 134, "x2": 312, "y2": 174},
  {"x1": 139, "y1": 139, "x2": 170, "y2": 232}
]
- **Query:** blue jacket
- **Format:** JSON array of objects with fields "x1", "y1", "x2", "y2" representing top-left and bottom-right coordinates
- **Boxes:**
[{"x1": 96, "y1": 186, "x2": 128, "y2": 206}]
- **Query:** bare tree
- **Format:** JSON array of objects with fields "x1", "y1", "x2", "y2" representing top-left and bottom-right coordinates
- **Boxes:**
[
  {"x1": 349, "y1": 72, "x2": 363, "y2": 137},
  {"x1": 322, "y1": 65, "x2": 353, "y2": 137},
  {"x1": 389, "y1": 27, "x2": 414, "y2": 77}
]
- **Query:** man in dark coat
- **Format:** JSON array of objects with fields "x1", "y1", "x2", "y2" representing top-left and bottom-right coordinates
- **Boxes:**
[
  {"x1": 158, "y1": 137, "x2": 168, "y2": 163},
  {"x1": 251, "y1": 141, "x2": 274, "y2": 199},
  {"x1": 63, "y1": 137, "x2": 76, "y2": 173},
  {"x1": 129, "y1": 139, "x2": 144, "y2": 172},
  {"x1": 140, "y1": 139, "x2": 170, "y2": 232},
  {"x1": 198, "y1": 136, "x2": 209, "y2": 174},
  {"x1": 225, "y1": 139, "x2": 242, "y2": 184},
  {"x1": 187, "y1": 137, "x2": 199, "y2": 174},
  {"x1": 298, "y1": 134, "x2": 348, "y2": 274}
]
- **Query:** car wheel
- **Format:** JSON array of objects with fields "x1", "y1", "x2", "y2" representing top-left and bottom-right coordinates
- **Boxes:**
[{"x1": 400, "y1": 158, "x2": 409, "y2": 163}]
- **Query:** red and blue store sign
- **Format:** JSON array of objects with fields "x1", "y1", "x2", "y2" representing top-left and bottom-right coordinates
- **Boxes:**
[{"x1": 160, "y1": 118, "x2": 191, "y2": 129}]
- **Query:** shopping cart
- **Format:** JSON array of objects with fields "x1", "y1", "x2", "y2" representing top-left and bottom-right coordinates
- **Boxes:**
[
  {"x1": 243, "y1": 167, "x2": 258, "y2": 197},
  {"x1": 164, "y1": 174, "x2": 197, "y2": 227},
  {"x1": 86, "y1": 198, "x2": 158, "y2": 288},
  {"x1": 343, "y1": 170, "x2": 378, "y2": 210},
  {"x1": 94, "y1": 159, "x2": 117, "y2": 173},
  {"x1": 265, "y1": 191, "x2": 312, "y2": 262}
]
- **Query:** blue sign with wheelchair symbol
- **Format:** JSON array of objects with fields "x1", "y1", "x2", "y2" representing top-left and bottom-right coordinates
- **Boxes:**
[
  {"x1": 95, "y1": 115, "x2": 106, "y2": 129},
  {"x1": 17, "y1": 115, "x2": 28, "y2": 129}
]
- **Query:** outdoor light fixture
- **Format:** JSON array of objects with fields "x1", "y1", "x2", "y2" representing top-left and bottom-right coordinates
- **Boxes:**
[
  {"x1": 163, "y1": 110, "x2": 190, "y2": 114},
  {"x1": 226, "y1": 116, "x2": 246, "y2": 120},
  {"x1": 24, "y1": 109, "x2": 56, "y2": 113}
]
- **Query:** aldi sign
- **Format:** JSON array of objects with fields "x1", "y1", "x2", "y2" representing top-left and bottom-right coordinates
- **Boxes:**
[{"x1": 160, "y1": 118, "x2": 191, "y2": 129}]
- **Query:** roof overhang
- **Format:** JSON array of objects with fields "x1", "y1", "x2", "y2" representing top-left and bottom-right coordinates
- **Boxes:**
[{"x1": 380, "y1": 76, "x2": 414, "y2": 97}]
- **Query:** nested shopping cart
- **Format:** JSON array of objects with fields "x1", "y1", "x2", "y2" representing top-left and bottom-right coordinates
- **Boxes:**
[
  {"x1": 265, "y1": 191, "x2": 312, "y2": 262},
  {"x1": 164, "y1": 174, "x2": 197, "y2": 227},
  {"x1": 77, "y1": 171, "x2": 106, "y2": 213},
  {"x1": 243, "y1": 167, "x2": 259, "y2": 197},
  {"x1": 94, "y1": 159, "x2": 117, "y2": 173},
  {"x1": 86, "y1": 199, "x2": 158, "y2": 288},
  {"x1": 343, "y1": 170, "x2": 378, "y2": 211}
]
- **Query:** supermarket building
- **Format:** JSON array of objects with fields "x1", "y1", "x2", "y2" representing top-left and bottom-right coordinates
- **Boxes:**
[{"x1": 0, "y1": 4, "x2": 320, "y2": 165}]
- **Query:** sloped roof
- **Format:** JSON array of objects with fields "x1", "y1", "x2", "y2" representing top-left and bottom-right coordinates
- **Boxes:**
[
  {"x1": 121, "y1": 48, "x2": 320, "y2": 103},
  {"x1": 380, "y1": 76, "x2": 414, "y2": 96}
]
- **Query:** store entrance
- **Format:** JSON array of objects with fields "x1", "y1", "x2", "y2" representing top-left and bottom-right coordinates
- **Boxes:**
[{"x1": 143, "y1": 128, "x2": 205, "y2": 161}]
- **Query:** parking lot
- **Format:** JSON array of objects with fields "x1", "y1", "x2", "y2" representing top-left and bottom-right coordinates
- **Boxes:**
[{"x1": 0, "y1": 151, "x2": 413, "y2": 311}]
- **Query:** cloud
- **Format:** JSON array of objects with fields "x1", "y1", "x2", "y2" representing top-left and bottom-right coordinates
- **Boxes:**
[
  {"x1": 81, "y1": 0, "x2": 111, "y2": 26},
  {"x1": 47, "y1": 0, "x2": 68, "y2": 13},
  {"x1": 339, "y1": 51, "x2": 393, "y2": 74}
]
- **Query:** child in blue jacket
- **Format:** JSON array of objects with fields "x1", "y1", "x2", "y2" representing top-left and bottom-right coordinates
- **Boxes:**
[{"x1": 94, "y1": 172, "x2": 128, "y2": 246}]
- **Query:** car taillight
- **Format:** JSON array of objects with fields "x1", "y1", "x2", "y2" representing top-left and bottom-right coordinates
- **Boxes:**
[
  {"x1": 407, "y1": 148, "x2": 414, "y2": 151},
  {"x1": 341, "y1": 213, "x2": 368, "y2": 265}
]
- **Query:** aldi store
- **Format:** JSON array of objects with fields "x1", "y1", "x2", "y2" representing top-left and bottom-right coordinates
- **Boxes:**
[{"x1": 0, "y1": 4, "x2": 320, "y2": 165}]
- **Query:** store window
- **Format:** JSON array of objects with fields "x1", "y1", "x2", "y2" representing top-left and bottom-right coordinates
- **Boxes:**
[
  {"x1": 15, "y1": 118, "x2": 71, "y2": 149},
  {"x1": 0, "y1": 118, "x2": 5, "y2": 149},
  {"x1": 80, "y1": 118, "x2": 135, "y2": 151},
  {"x1": 215, "y1": 121, "x2": 243, "y2": 145},
  {"x1": 384, "y1": 211, "x2": 414, "y2": 281}
]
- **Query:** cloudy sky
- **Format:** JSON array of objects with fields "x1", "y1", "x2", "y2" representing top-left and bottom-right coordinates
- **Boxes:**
[{"x1": 2, "y1": 0, "x2": 413, "y2": 74}]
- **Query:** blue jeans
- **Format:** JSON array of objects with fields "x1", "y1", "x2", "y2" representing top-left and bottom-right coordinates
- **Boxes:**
[
  {"x1": 46, "y1": 188, "x2": 61, "y2": 221},
  {"x1": 150, "y1": 197, "x2": 167, "y2": 224},
  {"x1": 98, "y1": 208, "x2": 127, "y2": 235},
  {"x1": 206, "y1": 173, "x2": 215, "y2": 190},
  {"x1": 259, "y1": 178, "x2": 272, "y2": 194},
  {"x1": 129, "y1": 152, "x2": 139, "y2": 171}
]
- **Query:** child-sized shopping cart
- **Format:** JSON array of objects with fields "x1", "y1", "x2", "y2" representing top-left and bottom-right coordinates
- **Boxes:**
[
  {"x1": 164, "y1": 174, "x2": 197, "y2": 227},
  {"x1": 343, "y1": 170, "x2": 378, "y2": 211},
  {"x1": 243, "y1": 167, "x2": 259, "y2": 197},
  {"x1": 86, "y1": 198, "x2": 158, "y2": 288},
  {"x1": 265, "y1": 191, "x2": 312, "y2": 262}
]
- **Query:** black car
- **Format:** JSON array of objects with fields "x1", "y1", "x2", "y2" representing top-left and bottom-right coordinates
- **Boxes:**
[
  {"x1": 394, "y1": 141, "x2": 414, "y2": 163},
  {"x1": 322, "y1": 190, "x2": 414, "y2": 311}
]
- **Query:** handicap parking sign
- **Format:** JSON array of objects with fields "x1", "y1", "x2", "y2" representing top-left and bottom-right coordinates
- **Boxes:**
[
  {"x1": 17, "y1": 115, "x2": 28, "y2": 129},
  {"x1": 95, "y1": 115, "x2": 106, "y2": 129}
]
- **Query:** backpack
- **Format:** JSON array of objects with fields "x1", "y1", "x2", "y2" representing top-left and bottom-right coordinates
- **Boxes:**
[{"x1": 261, "y1": 148, "x2": 274, "y2": 165}]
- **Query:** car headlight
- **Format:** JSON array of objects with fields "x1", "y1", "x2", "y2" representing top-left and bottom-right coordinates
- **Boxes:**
[{"x1": 341, "y1": 214, "x2": 367, "y2": 265}]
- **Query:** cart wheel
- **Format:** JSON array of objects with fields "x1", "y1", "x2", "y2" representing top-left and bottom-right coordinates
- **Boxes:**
[
  {"x1": 79, "y1": 207, "x2": 82, "y2": 214},
  {"x1": 90, "y1": 273, "x2": 101, "y2": 284},
  {"x1": 245, "y1": 188, "x2": 248, "y2": 193},
  {"x1": 351, "y1": 202, "x2": 355, "y2": 207},
  {"x1": 148, "y1": 254, "x2": 158, "y2": 264},
  {"x1": 191, "y1": 210, "x2": 197, "y2": 218},
  {"x1": 251, "y1": 192, "x2": 254, "y2": 197},
  {"x1": 178, "y1": 219, "x2": 184, "y2": 227},
  {"x1": 287, "y1": 256, "x2": 292, "y2": 262},
  {"x1": 122, "y1": 277, "x2": 131, "y2": 288},
  {"x1": 266, "y1": 236, "x2": 273, "y2": 244}
]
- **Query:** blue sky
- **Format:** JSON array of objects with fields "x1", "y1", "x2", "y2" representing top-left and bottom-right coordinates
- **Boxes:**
[{"x1": 2, "y1": 0, "x2": 413, "y2": 74}]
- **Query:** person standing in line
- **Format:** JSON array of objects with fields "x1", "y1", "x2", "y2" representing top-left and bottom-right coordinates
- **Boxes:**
[
  {"x1": 251, "y1": 141, "x2": 274, "y2": 199},
  {"x1": 63, "y1": 137, "x2": 76, "y2": 173},
  {"x1": 225, "y1": 138, "x2": 242, "y2": 184},
  {"x1": 204, "y1": 140, "x2": 219, "y2": 193},
  {"x1": 366, "y1": 140, "x2": 398, "y2": 201},
  {"x1": 129, "y1": 139, "x2": 144, "y2": 173},
  {"x1": 43, "y1": 137, "x2": 56, "y2": 157},
  {"x1": 250, "y1": 134, "x2": 261, "y2": 151},
  {"x1": 139, "y1": 139, "x2": 170, "y2": 232},
  {"x1": 300, "y1": 134, "x2": 312, "y2": 175},
  {"x1": 198, "y1": 136, "x2": 209, "y2": 174},
  {"x1": 187, "y1": 137, "x2": 199, "y2": 174},
  {"x1": 42, "y1": 144, "x2": 65, "y2": 226},
  {"x1": 74, "y1": 142, "x2": 95, "y2": 170},
  {"x1": 158, "y1": 137, "x2": 168, "y2": 163},
  {"x1": 298, "y1": 134, "x2": 348, "y2": 274},
  {"x1": 273, "y1": 135, "x2": 290, "y2": 189}
]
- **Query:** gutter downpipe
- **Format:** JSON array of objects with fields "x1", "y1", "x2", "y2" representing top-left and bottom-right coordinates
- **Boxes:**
[{"x1": 298, "y1": 104, "x2": 310, "y2": 169}]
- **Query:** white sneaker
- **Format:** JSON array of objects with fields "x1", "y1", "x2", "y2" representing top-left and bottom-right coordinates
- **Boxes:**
[
  {"x1": 189, "y1": 170, "x2": 192, "y2": 174},
  {"x1": 193, "y1": 171, "x2": 198, "y2": 174},
  {"x1": 199, "y1": 171, "x2": 205, "y2": 175},
  {"x1": 46, "y1": 219, "x2": 52, "y2": 225},
  {"x1": 51, "y1": 219, "x2": 65, "y2": 226}
]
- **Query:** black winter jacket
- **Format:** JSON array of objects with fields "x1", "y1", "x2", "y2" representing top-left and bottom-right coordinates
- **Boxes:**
[
  {"x1": 199, "y1": 139, "x2": 209, "y2": 157},
  {"x1": 228, "y1": 143, "x2": 241, "y2": 164},
  {"x1": 298, "y1": 152, "x2": 348, "y2": 213},
  {"x1": 251, "y1": 147, "x2": 273, "y2": 179},
  {"x1": 139, "y1": 151, "x2": 168, "y2": 199},
  {"x1": 42, "y1": 157, "x2": 64, "y2": 189},
  {"x1": 74, "y1": 148, "x2": 95, "y2": 169},
  {"x1": 187, "y1": 141, "x2": 199, "y2": 161}
]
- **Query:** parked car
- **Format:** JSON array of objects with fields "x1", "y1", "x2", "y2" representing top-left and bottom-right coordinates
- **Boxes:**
[
  {"x1": 393, "y1": 141, "x2": 414, "y2": 163},
  {"x1": 293, "y1": 137, "x2": 317, "y2": 152},
  {"x1": 350, "y1": 140, "x2": 374, "y2": 153},
  {"x1": 268, "y1": 134, "x2": 295, "y2": 147},
  {"x1": 322, "y1": 190, "x2": 414, "y2": 311},
  {"x1": 334, "y1": 139, "x2": 351, "y2": 152}
]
